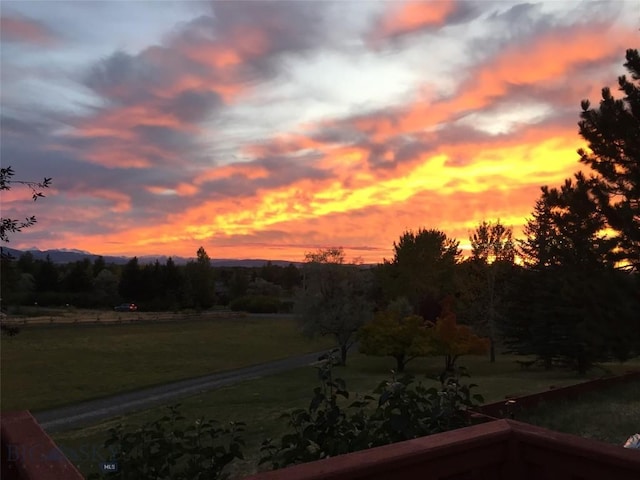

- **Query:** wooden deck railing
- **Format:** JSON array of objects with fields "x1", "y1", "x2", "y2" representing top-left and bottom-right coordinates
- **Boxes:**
[
  {"x1": 474, "y1": 371, "x2": 640, "y2": 419},
  {"x1": 245, "y1": 419, "x2": 640, "y2": 480},
  {"x1": 1, "y1": 411, "x2": 83, "y2": 480}
]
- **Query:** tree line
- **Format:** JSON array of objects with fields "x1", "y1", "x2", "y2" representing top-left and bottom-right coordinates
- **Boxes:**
[
  {"x1": 1, "y1": 247, "x2": 302, "y2": 312},
  {"x1": 2, "y1": 49, "x2": 639, "y2": 374}
]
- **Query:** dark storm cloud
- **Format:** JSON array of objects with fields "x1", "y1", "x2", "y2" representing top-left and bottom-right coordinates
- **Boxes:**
[
  {"x1": 258, "y1": 152, "x2": 327, "y2": 180},
  {"x1": 71, "y1": 0, "x2": 336, "y2": 176},
  {"x1": 85, "y1": 50, "x2": 161, "y2": 103},
  {"x1": 393, "y1": 138, "x2": 433, "y2": 165},
  {"x1": 209, "y1": 0, "x2": 329, "y2": 55},
  {"x1": 1, "y1": 115, "x2": 54, "y2": 137},
  {"x1": 133, "y1": 125, "x2": 196, "y2": 152},
  {"x1": 197, "y1": 152, "x2": 331, "y2": 200},
  {"x1": 166, "y1": 1, "x2": 333, "y2": 84},
  {"x1": 311, "y1": 126, "x2": 366, "y2": 145},
  {"x1": 162, "y1": 89, "x2": 223, "y2": 123},
  {"x1": 84, "y1": 46, "x2": 217, "y2": 105}
]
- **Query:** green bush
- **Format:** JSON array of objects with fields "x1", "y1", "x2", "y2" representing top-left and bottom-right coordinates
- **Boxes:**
[
  {"x1": 228, "y1": 295, "x2": 281, "y2": 314},
  {"x1": 260, "y1": 351, "x2": 483, "y2": 469},
  {"x1": 278, "y1": 300, "x2": 294, "y2": 313},
  {"x1": 88, "y1": 405, "x2": 244, "y2": 480},
  {"x1": 87, "y1": 353, "x2": 483, "y2": 477}
]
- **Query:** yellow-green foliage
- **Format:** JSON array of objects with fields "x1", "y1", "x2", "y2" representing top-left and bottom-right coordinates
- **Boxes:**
[
  {"x1": 359, "y1": 309, "x2": 432, "y2": 371},
  {"x1": 359, "y1": 298, "x2": 490, "y2": 372}
]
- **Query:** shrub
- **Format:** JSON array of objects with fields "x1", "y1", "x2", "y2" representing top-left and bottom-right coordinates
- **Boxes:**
[
  {"x1": 229, "y1": 295, "x2": 281, "y2": 314},
  {"x1": 260, "y1": 351, "x2": 483, "y2": 469},
  {"x1": 0, "y1": 323, "x2": 20, "y2": 336},
  {"x1": 88, "y1": 405, "x2": 244, "y2": 480}
]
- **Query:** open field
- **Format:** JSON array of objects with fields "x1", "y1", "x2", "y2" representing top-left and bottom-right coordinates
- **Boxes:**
[
  {"x1": 519, "y1": 380, "x2": 640, "y2": 445},
  {"x1": 50, "y1": 353, "x2": 640, "y2": 479},
  {"x1": 0, "y1": 313, "x2": 333, "y2": 411}
]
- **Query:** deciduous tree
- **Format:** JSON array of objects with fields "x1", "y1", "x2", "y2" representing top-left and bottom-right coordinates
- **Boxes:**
[
  {"x1": 430, "y1": 297, "x2": 489, "y2": 371},
  {"x1": 470, "y1": 220, "x2": 515, "y2": 264},
  {"x1": 465, "y1": 220, "x2": 515, "y2": 362},
  {"x1": 359, "y1": 298, "x2": 432, "y2": 372},
  {"x1": 0, "y1": 166, "x2": 51, "y2": 247},
  {"x1": 296, "y1": 247, "x2": 373, "y2": 365},
  {"x1": 379, "y1": 229, "x2": 460, "y2": 320}
]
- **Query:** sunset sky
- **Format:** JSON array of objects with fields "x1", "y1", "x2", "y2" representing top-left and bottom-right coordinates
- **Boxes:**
[{"x1": 1, "y1": 0, "x2": 638, "y2": 263}]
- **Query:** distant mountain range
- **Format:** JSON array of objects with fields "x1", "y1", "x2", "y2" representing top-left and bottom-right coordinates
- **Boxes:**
[{"x1": 0, "y1": 247, "x2": 301, "y2": 267}]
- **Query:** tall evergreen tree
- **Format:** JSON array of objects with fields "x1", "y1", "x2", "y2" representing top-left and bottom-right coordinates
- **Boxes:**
[
  {"x1": 519, "y1": 174, "x2": 616, "y2": 270},
  {"x1": 163, "y1": 257, "x2": 182, "y2": 308},
  {"x1": 519, "y1": 195, "x2": 557, "y2": 268},
  {"x1": 92, "y1": 256, "x2": 106, "y2": 278},
  {"x1": 508, "y1": 174, "x2": 636, "y2": 372},
  {"x1": 119, "y1": 257, "x2": 142, "y2": 301},
  {"x1": 578, "y1": 48, "x2": 640, "y2": 271},
  {"x1": 63, "y1": 259, "x2": 93, "y2": 293},
  {"x1": 36, "y1": 255, "x2": 59, "y2": 292},
  {"x1": 185, "y1": 247, "x2": 215, "y2": 309}
]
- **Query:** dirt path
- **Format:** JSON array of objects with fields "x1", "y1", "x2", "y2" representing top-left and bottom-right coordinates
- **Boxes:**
[{"x1": 35, "y1": 350, "x2": 327, "y2": 433}]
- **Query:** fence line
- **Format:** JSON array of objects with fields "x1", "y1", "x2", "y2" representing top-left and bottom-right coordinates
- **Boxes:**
[{"x1": 1, "y1": 310, "x2": 247, "y2": 327}]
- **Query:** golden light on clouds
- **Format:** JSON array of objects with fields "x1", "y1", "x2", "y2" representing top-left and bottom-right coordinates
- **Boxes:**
[{"x1": 2, "y1": 0, "x2": 635, "y2": 262}]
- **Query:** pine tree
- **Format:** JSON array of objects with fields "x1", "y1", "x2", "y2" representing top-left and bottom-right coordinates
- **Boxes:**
[{"x1": 578, "y1": 48, "x2": 640, "y2": 271}]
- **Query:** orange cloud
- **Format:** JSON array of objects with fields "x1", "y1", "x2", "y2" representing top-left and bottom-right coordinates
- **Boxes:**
[
  {"x1": 54, "y1": 118, "x2": 581, "y2": 262},
  {"x1": 0, "y1": 16, "x2": 59, "y2": 45},
  {"x1": 457, "y1": 25, "x2": 637, "y2": 103},
  {"x1": 375, "y1": 0, "x2": 458, "y2": 39},
  {"x1": 78, "y1": 105, "x2": 197, "y2": 137},
  {"x1": 91, "y1": 189, "x2": 131, "y2": 213},
  {"x1": 185, "y1": 45, "x2": 243, "y2": 69},
  {"x1": 361, "y1": 24, "x2": 638, "y2": 141},
  {"x1": 244, "y1": 133, "x2": 326, "y2": 158},
  {"x1": 69, "y1": 103, "x2": 203, "y2": 168},
  {"x1": 196, "y1": 164, "x2": 270, "y2": 184}
]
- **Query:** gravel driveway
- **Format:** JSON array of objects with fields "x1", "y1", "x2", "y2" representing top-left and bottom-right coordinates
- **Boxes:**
[{"x1": 35, "y1": 350, "x2": 328, "y2": 433}]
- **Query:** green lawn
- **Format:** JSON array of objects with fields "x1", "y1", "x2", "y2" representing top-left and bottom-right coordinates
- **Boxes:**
[
  {"x1": 519, "y1": 380, "x2": 640, "y2": 445},
  {"x1": 49, "y1": 353, "x2": 640, "y2": 479},
  {"x1": 0, "y1": 315, "x2": 333, "y2": 411}
]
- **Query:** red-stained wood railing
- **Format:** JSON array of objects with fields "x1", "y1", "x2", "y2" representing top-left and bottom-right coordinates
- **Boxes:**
[
  {"x1": 474, "y1": 371, "x2": 640, "y2": 419},
  {"x1": 1, "y1": 411, "x2": 84, "y2": 480},
  {"x1": 245, "y1": 419, "x2": 640, "y2": 480}
]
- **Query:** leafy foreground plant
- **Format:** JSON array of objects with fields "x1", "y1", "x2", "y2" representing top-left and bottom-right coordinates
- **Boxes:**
[
  {"x1": 88, "y1": 405, "x2": 244, "y2": 480},
  {"x1": 260, "y1": 352, "x2": 484, "y2": 469},
  {"x1": 87, "y1": 353, "x2": 482, "y2": 477}
]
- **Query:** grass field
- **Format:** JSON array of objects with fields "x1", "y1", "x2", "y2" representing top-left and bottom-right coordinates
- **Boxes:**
[
  {"x1": 0, "y1": 314, "x2": 333, "y2": 411},
  {"x1": 49, "y1": 353, "x2": 640, "y2": 479},
  {"x1": 519, "y1": 380, "x2": 640, "y2": 445}
]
